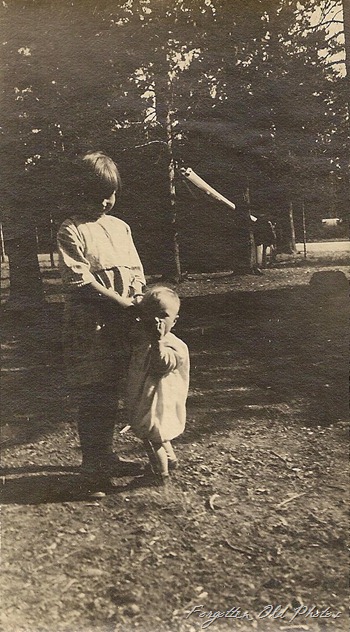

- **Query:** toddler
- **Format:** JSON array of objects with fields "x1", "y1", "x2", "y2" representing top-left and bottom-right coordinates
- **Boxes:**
[{"x1": 128, "y1": 287, "x2": 190, "y2": 484}]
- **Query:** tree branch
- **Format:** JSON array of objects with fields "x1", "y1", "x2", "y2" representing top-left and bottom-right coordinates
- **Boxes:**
[
  {"x1": 307, "y1": 19, "x2": 344, "y2": 30},
  {"x1": 324, "y1": 31, "x2": 343, "y2": 44},
  {"x1": 322, "y1": 58, "x2": 346, "y2": 66},
  {"x1": 319, "y1": 1, "x2": 339, "y2": 24},
  {"x1": 121, "y1": 140, "x2": 168, "y2": 152}
]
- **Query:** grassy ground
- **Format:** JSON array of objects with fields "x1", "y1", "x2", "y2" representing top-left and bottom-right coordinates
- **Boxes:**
[{"x1": 0, "y1": 251, "x2": 349, "y2": 632}]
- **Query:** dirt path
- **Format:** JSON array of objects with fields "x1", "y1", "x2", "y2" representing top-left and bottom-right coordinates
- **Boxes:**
[{"x1": 1, "y1": 261, "x2": 349, "y2": 632}]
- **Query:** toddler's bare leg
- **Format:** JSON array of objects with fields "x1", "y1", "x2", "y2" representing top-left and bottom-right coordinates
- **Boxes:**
[
  {"x1": 163, "y1": 441, "x2": 176, "y2": 461},
  {"x1": 152, "y1": 442, "x2": 169, "y2": 478},
  {"x1": 163, "y1": 441, "x2": 178, "y2": 470}
]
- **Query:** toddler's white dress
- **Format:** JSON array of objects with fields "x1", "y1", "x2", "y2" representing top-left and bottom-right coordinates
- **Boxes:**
[{"x1": 128, "y1": 332, "x2": 190, "y2": 443}]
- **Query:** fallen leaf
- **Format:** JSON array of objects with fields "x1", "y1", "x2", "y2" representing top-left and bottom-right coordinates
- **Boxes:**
[
  {"x1": 84, "y1": 568, "x2": 104, "y2": 577},
  {"x1": 208, "y1": 493, "x2": 220, "y2": 510}
]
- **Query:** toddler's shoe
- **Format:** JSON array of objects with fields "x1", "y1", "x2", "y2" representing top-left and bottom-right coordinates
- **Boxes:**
[
  {"x1": 158, "y1": 473, "x2": 171, "y2": 487},
  {"x1": 144, "y1": 462, "x2": 160, "y2": 477},
  {"x1": 143, "y1": 464, "x2": 170, "y2": 487},
  {"x1": 168, "y1": 458, "x2": 178, "y2": 471}
]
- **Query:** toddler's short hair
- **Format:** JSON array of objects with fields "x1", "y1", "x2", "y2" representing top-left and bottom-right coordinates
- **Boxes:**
[
  {"x1": 77, "y1": 150, "x2": 122, "y2": 204},
  {"x1": 141, "y1": 286, "x2": 180, "y2": 313}
]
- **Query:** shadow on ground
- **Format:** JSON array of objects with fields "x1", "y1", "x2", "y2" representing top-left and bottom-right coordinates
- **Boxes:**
[
  {"x1": 0, "y1": 464, "x2": 165, "y2": 504},
  {"x1": 1, "y1": 281, "x2": 348, "y2": 451},
  {"x1": 0, "y1": 471, "x2": 86, "y2": 504},
  {"x1": 178, "y1": 283, "x2": 348, "y2": 434}
]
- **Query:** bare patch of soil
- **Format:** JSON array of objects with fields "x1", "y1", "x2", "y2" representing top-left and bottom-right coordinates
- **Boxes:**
[{"x1": 1, "y1": 259, "x2": 349, "y2": 632}]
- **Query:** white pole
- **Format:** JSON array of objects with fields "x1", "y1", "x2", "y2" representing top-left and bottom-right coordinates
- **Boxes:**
[{"x1": 180, "y1": 167, "x2": 257, "y2": 221}]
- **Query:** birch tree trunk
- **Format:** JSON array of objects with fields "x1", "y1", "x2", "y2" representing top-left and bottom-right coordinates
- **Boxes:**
[
  {"x1": 343, "y1": 0, "x2": 350, "y2": 80},
  {"x1": 288, "y1": 201, "x2": 297, "y2": 253},
  {"x1": 156, "y1": 74, "x2": 182, "y2": 282}
]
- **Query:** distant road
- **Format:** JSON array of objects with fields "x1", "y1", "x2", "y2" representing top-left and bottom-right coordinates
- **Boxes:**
[{"x1": 296, "y1": 241, "x2": 350, "y2": 254}]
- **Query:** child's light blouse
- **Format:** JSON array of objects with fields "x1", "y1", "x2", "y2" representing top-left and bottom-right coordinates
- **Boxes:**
[{"x1": 57, "y1": 214, "x2": 145, "y2": 296}]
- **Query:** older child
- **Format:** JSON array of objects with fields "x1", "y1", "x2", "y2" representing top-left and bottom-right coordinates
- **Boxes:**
[
  {"x1": 127, "y1": 287, "x2": 190, "y2": 484},
  {"x1": 57, "y1": 150, "x2": 145, "y2": 490}
]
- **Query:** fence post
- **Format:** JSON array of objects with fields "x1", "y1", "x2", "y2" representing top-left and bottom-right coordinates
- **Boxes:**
[{"x1": 302, "y1": 200, "x2": 307, "y2": 259}]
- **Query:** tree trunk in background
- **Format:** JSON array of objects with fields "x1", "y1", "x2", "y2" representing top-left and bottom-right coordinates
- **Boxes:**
[
  {"x1": 288, "y1": 201, "x2": 297, "y2": 253},
  {"x1": 342, "y1": 0, "x2": 350, "y2": 210},
  {"x1": 244, "y1": 181, "x2": 258, "y2": 272},
  {"x1": 164, "y1": 99, "x2": 182, "y2": 282},
  {"x1": 302, "y1": 200, "x2": 307, "y2": 259},
  {"x1": 4, "y1": 228, "x2": 44, "y2": 310},
  {"x1": 155, "y1": 73, "x2": 182, "y2": 282},
  {"x1": 343, "y1": 0, "x2": 350, "y2": 81}
]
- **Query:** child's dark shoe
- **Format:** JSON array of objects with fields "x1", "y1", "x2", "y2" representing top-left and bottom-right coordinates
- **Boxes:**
[
  {"x1": 80, "y1": 467, "x2": 115, "y2": 497},
  {"x1": 104, "y1": 454, "x2": 144, "y2": 477},
  {"x1": 168, "y1": 458, "x2": 178, "y2": 471}
]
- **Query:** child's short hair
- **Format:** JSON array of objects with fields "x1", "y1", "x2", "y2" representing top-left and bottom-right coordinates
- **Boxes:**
[
  {"x1": 77, "y1": 151, "x2": 122, "y2": 204},
  {"x1": 141, "y1": 286, "x2": 181, "y2": 312}
]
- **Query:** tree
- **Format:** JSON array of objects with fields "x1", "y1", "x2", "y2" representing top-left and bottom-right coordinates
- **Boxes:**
[
  {"x1": 1, "y1": 0, "x2": 347, "y2": 303},
  {"x1": 203, "y1": 0, "x2": 348, "y2": 242},
  {"x1": 343, "y1": 0, "x2": 350, "y2": 77},
  {"x1": 1, "y1": 0, "x2": 131, "y2": 306}
]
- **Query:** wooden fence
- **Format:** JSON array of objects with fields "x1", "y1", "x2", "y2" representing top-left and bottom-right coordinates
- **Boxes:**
[{"x1": 0, "y1": 217, "x2": 57, "y2": 267}]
